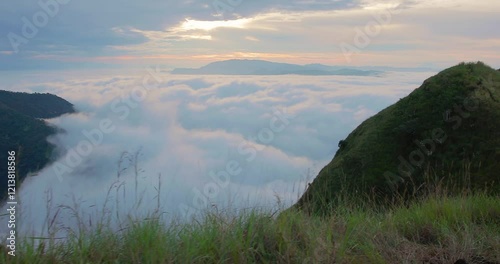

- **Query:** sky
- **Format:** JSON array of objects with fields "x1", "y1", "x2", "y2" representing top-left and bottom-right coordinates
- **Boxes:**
[{"x1": 1, "y1": 0, "x2": 500, "y2": 70}]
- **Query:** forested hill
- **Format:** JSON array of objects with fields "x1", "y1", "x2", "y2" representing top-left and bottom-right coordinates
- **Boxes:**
[
  {"x1": 0, "y1": 90, "x2": 75, "y2": 201},
  {"x1": 0, "y1": 90, "x2": 75, "y2": 118}
]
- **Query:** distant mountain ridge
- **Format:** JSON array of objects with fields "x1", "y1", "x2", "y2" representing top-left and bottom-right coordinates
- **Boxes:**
[
  {"x1": 171, "y1": 59, "x2": 387, "y2": 76},
  {"x1": 0, "y1": 90, "x2": 75, "y2": 201}
]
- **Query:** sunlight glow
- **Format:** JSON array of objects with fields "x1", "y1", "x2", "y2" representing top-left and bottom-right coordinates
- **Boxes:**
[{"x1": 178, "y1": 18, "x2": 252, "y2": 31}]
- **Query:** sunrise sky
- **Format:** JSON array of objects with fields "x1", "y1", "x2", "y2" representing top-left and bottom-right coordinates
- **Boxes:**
[{"x1": 1, "y1": 0, "x2": 500, "y2": 70}]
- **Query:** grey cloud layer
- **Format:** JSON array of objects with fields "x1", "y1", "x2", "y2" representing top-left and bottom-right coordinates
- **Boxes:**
[
  {"x1": 0, "y1": 69, "x2": 434, "y2": 238},
  {"x1": 0, "y1": 0, "x2": 352, "y2": 56},
  {"x1": 2, "y1": 0, "x2": 499, "y2": 70}
]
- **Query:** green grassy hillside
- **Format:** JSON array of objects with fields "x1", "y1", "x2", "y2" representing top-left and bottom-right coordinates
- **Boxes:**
[
  {"x1": 295, "y1": 62, "x2": 500, "y2": 215},
  {"x1": 1, "y1": 185, "x2": 498, "y2": 263},
  {"x1": 1, "y1": 66, "x2": 499, "y2": 264}
]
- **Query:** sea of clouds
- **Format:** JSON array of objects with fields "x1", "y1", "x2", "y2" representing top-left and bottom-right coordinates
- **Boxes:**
[{"x1": 0, "y1": 68, "x2": 434, "y2": 239}]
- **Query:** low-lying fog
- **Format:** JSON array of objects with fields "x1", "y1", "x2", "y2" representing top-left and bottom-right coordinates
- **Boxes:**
[{"x1": 0, "y1": 68, "x2": 434, "y2": 239}]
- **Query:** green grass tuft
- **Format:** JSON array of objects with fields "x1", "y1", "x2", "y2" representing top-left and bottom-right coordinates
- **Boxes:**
[{"x1": 1, "y1": 174, "x2": 498, "y2": 263}]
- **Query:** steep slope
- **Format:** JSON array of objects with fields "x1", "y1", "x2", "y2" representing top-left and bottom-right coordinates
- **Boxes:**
[
  {"x1": 0, "y1": 91, "x2": 75, "y2": 201},
  {"x1": 295, "y1": 62, "x2": 500, "y2": 215}
]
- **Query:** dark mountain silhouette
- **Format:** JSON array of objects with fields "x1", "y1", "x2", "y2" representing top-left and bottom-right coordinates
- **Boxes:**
[
  {"x1": 0, "y1": 90, "x2": 75, "y2": 201},
  {"x1": 171, "y1": 59, "x2": 383, "y2": 76},
  {"x1": 0, "y1": 90, "x2": 75, "y2": 118},
  {"x1": 294, "y1": 62, "x2": 500, "y2": 215}
]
